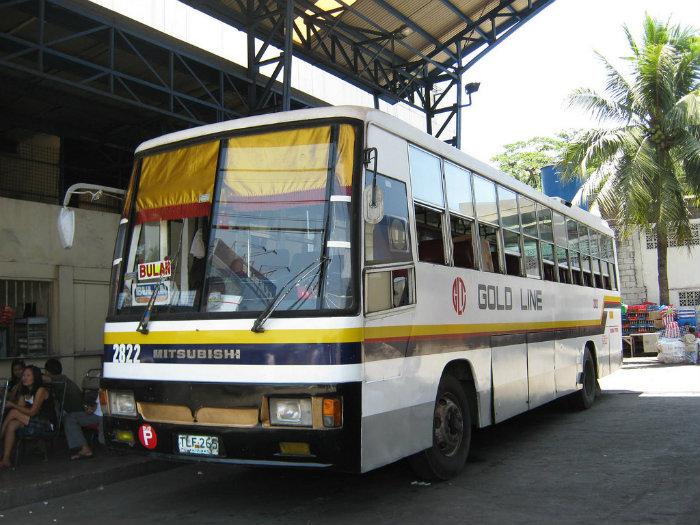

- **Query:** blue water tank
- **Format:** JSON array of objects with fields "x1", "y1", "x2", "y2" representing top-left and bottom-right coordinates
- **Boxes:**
[{"x1": 540, "y1": 165, "x2": 585, "y2": 208}]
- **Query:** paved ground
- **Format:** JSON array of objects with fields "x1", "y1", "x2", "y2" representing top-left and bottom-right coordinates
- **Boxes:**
[{"x1": 3, "y1": 358, "x2": 700, "y2": 525}]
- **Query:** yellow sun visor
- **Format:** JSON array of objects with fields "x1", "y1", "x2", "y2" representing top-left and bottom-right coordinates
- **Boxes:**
[
  {"x1": 220, "y1": 124, "x2": 355, "y2": 209},
  {"x1": 136, "y1": 140, "x2": 219, "y2": 224}
]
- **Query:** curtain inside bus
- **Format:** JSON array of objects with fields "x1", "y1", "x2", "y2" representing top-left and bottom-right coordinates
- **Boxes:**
[
  {"x1": 136, "y1": 140, "x2": 219, "y2": 223},
  {"x1": 204, "y1": 124, "x2": 355, "y2": 314},
  {"x1": 114, "y1": 140, "x2": 219, "y2": 313}
]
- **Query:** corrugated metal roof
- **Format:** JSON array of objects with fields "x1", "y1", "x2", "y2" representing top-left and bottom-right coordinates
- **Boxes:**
[{"x1": 180, "y1": 0, "x2": 555, "y2": 108}]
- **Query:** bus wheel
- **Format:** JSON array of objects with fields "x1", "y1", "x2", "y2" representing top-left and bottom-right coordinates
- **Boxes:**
[
  {"x1": 409, "y1": 374, "x2": 471, "y2": 481},
  {"x1": 570, "y1": 347, "x2": 597, "y2": 410}
]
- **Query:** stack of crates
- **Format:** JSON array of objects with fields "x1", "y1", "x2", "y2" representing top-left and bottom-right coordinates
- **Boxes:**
[{"x1": 677, "y1": 308, "x2": 697, "y2": 330}]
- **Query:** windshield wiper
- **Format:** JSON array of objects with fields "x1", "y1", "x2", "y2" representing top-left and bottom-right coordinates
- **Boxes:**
[
  {"x1": 136, "y1": 232, "x2": 183, "y2": 335},
  {"x1": 251, "y1": 256, "x2": 330, "y2": 333}
]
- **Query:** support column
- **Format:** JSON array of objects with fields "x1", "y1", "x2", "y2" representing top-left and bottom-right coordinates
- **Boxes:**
[
  {"x1": 57, "y1": 265, "x2": 75, "y2": 356},
  {"x1": 246, "y1": 0, "x2": 257, "y2": 114},
  {"x1": 454, "y1": 40, "x2": 463, "y2": 150},
  {"x1": 281, "y1": 0, "x2": 294, "y2": 111}
]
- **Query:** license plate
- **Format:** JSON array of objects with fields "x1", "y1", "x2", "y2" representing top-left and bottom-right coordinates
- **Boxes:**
[{"x1": 177, "y1": 434, "x2": 220, "y2": 456}]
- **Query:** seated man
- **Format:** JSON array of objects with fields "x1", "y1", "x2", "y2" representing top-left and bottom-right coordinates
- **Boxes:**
[
  {"x1": 43, "y1": 358, "x2": 83, "y2": 415},
  {"x1": 64, "y1": 390, "x2": 104, "y2": 460}
]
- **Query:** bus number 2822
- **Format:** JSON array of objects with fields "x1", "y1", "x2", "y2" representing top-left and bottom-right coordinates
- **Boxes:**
[{"x1": 112, "y1": 343, "x2": 141, "y2": 363}]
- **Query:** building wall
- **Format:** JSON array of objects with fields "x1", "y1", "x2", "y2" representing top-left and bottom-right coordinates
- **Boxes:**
[
  {"x1": 614, "y1": 219, "x2": 700, "y2": 309},
  {"x1": 615, "y1": 230, "x2": 647, "y2": 306},
  {"x1": 0, "y1": 196, "x2": 118, "y2": 383},
  {"x1": 639, "y1": 219, "x2": 700, "y2": 307}
]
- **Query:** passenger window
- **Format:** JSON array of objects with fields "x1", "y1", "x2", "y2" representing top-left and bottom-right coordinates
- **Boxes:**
[
  {"x1": 364, "y1": 174, "x2": 412, "y2": 265},
  {"x1": 570, "y1": 250, "x2": 582, "y2": 285},
  {"x1": 473, "y1": 175, "x2": 498, "y2": 224},
  {"x1": 523, "y1": 237, "x2": 541, "y2": 279},
  {"x1": 581, "y1": 255, "x2": 593, "y2": 287},
  {"x1": 592, "y1": 258, "x2": 603, "y2": 288},
  {"x1": 450, "y1": 216, "x2": 476, "y2": 270},
  {"x1": 391, "y1": 268, "x2": 413, "y2": 308},
  {"x1": 589, "y1": 230, "x2": 600, "y2": 258},
  {"x1": 578, "y1": 224, "x2": 590, "y2": 255},
  {"x1": 601, "y1": 261, "x2": 612, "y2": 290},
  {"x1": 498, "y1": 186, "x2": 520, "y2": 231},
  {"x1": 444, "y1": 162, "x2": 474, "y2": 217},
  {"x1": 557, "y1": 246, "x2": 571, "y2": 284},
  {"x1": 478, "y1": 223, "x2": 502, "y2": 273},
  {"x1": 502, "y1": 229, "x2": 522, "y2": 276},
  {"x1": 610, "y1": 263, "x2": 618, "y2": 290},
  {"x1": 520, "y1": 197, "x2": 538, "y2": 238},
  {"x1": 566, "y1": 219, "x2": 579, "y2": 253},
  {"x1": 366, "y1": 272, "x2": 392, "y2": 313},
  {"x1": 541, "y1": 242, "x2": 557, "y2": 282},
  {"x1": 409, "y1": 146, "x2": 444, "y2": 207},
  {"x1": 538, "y1": 206, "x2": 554, "y2": 243},
  {"x1": 553, "y1": 212, "x2": 568, "y2": 247},
  {"x1": 365, "y1": 267, "x2": 415, "y2": 314},
  {"x1": 415, "y1": 205, "x2": 445, "y2": 265}
]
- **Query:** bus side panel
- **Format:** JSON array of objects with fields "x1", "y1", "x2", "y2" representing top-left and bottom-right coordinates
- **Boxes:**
[
  {"x1": 360, "y1": 349, "x2": 492, "y2": 473},
  {"x1": 491, "y1": 335, "x2": 529, "y2": 423},
  {"x1": 526, "y1": 332, "x2": 557, "y2": 409},
  {"x1": 555, "y1": 329, "x2": 578, "y2": 395}
]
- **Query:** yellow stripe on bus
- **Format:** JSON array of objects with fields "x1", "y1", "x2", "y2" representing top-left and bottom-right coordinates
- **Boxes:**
[
  {"x1": 105, "y1": 318, "x2": 606, "y2": 346},
  {"x1": 603, "y1": 295, "x2": 621, "y2": 303},
  {"x1": 104, "y1": 328, "x2": 364, "y2": 346},
  {"x1": 365, "y1": 319, "x2": 602, "y2": 340}
]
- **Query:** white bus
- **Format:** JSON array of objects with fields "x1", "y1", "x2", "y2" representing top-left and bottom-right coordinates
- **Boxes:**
[{"x1": 102, "y1": 106, "x2": 622, "y2": 480}]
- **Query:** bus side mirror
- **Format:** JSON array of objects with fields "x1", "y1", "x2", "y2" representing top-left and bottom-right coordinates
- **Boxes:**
[
  {"x1": 58, "y1": 207, "x2": 75, "y2": 249},
  {"x1": 363, "y1": 147, "x2": 384, "y2": 224},
  {"x1": 363, "y1": 185, "x2": 384, "y2": 224}
]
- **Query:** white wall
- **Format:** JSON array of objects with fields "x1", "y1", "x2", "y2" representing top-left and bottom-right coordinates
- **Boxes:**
[
  {"x1": 0, "y1": 196, "x2": 119, "y2": 381},
  {"x1": 638, "y1": 219, "x2": 700, "y2": 306}
]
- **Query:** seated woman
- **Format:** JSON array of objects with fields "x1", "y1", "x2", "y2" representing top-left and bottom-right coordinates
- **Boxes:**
[
  {"x1": 7, "y1": 359, "x2": 25, "y2": 394},
  {"x1": 4, "y1": 359, "x2": 25, "y2": 407},
  {"x1": 0, "y1": 365, "x2": 55, "y2": 469}
]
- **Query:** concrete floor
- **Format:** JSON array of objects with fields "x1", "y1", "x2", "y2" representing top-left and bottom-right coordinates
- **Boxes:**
[{"x1": 4, "y1": 357, "x2": 700, "y2": 524}]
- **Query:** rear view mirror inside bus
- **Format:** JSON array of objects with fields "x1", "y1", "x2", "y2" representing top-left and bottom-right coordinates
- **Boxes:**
[
  {"x1": 388, "y1": 218, "x2": 408, "y2": 252},
  {"x1": 363, "y1": 185, "x2": 384, "y2": 224}
]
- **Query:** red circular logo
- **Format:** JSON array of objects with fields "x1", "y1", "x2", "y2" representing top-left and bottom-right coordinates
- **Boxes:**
[
  {"x1": 138, "y1": 424, "x2": 157, "y2": 450},
  {"x1": 452, "y1": 277, "x2": 467, "y2": 315}
]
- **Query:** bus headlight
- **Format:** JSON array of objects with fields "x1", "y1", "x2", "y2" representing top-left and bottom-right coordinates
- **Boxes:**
[
  {"x1": 109, "y1": 391, "x2": 137, "y2": 417},
  {"x1": 269, "y1": 398, "x2": 312, "y2": 427}
]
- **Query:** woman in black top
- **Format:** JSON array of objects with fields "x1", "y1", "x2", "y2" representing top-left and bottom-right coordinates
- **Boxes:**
[
  {"x1": 7, "y1": 359, "x2": 25, "y2": 392},
  {"x1": 5, "y1": 359, "x2": 25, "y2": 404},
  {"x1": 0, "y1": 365, "x2": 54, "y2": 469}
]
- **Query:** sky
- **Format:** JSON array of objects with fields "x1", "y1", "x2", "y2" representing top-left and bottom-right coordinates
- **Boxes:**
[{"x1": 460, "y1": 0, "x2": 699, "y2": 161}]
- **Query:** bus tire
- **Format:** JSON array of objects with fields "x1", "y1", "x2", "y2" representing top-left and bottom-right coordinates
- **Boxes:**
[
  {"x1": 408, "y1": 374, "x2": 471, "y2": 481},
  {"x1": 570, "y1": 347, "x2": 597, "y2": 410}
]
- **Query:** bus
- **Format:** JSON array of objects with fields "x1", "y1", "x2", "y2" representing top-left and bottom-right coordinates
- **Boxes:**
[{"x1": 101, "y1": 106, "x2": 622, "y2": 480}]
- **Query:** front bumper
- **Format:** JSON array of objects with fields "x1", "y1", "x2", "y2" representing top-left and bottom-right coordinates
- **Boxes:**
[{"x1": 101, "y1": 379, "x2": 362, "y2": 472}]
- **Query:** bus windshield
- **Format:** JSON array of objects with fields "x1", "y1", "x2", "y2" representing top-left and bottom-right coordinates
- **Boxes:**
[{"x1": 113, "y1": 123, "x2": 357, "y2": 317}]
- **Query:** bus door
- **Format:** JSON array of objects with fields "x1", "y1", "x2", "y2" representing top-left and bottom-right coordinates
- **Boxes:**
[{"x1": 363, "y1": 125, "x2": 416, "y2": 382}]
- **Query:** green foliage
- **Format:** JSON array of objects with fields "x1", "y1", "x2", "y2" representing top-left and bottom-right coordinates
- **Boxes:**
[
  {"x1": 559, "y1": 15, "x2": 700, "y2": 303},
  {"x1": 491, "y1": 135, "x2": 568, "y2": 189}
]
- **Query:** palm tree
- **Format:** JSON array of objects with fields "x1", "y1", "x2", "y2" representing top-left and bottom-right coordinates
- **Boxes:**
[{"x1": 560, "y1": 15, "x2": 700, "y2": 305}]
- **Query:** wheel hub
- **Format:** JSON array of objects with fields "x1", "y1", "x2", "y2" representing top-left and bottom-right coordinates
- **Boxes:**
[{"x1": 433, "y1": 394, "x2": 463, "y2": 457}]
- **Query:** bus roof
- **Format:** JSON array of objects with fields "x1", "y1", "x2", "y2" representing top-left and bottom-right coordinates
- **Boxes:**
[{"x1": 135, "y1": 106, "x2": 612, "y2": 236}]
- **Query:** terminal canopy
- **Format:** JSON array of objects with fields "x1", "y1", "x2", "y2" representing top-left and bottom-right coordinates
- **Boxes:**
[{"x1": 184, "y1": 0, "x2": 555, "y2": 109}]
